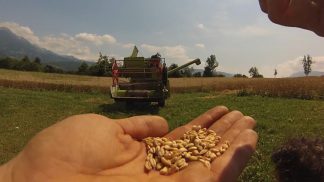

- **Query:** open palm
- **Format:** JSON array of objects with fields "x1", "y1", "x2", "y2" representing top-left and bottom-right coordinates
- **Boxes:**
[{"x1": 1, "y1": 106, "x2": 257, "y2": 182}]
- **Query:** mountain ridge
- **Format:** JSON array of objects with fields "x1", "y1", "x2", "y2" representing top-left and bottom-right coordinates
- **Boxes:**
[
  {"x1": 192, "y1": 68, "x2": 234, "y2": 77},
  {"x1": 290, "y1": 71, "x2": 324, "y2": 77},
  {"x1": 0, "y1": 27, "x2": 89, "y2": 71}
]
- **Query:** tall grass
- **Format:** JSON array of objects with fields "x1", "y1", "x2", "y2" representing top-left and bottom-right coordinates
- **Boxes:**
[
  {"x1": 0, "y1": 69, "x2": 111, "y2": 86},
  {"x1": 0, "y1": 79, "x2": 108, "y2": 93},
  {"x1": 170, "y1": 77, "x2": 323, "y2": 100},
  {"x1": 0, "y1": 69, "x2": 323, "y2": 99}
]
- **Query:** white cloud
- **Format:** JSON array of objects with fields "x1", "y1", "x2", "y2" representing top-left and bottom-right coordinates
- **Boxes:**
[
  {"x1": 0, "y1": 22, "x2": 40, "y2": 45},
  {"x1": 0, "y1": 21, "x2": 118, "y2": 60},
  {"x1": 122, "y1": 43, "x2": 135, "y2": 49},
  {"x1": 41, "y1": 34, "x2": 96, "y2": 60},
  {"x1": 314, "y1": 57, "x2": 324, "y2": 69},
  {"x1": 141, "y1": 44, "x2": 192, "y2": 65},
  {"x1": 276, "y1": 56, "x2": 324, "y2": 77},
  {"x1": 195, "y1": 43, "x2": 205, "y2": 48},
  {"x1": 237, "y1": 25, "x2": 272, "y2": 36},
  {"x1": 75, "y1": 33, "x2": 116, "y2": 45},
  {"x1": 141, "y1": 44, "x2": 160, "y2": 53},
  {"x1": 209, "y1": 5, "x2": 276, "y2": 38},
  {"x1": 218, "y1": 24, "x2": 274, "y2": 37},
  {"x1": 197, "y1": 23, "x2": 205, "y2": 30}
]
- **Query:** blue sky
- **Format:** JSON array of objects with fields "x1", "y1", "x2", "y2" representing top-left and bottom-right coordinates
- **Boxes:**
[{"x1": 0, "y1": 0, "x2": 323, "y2": 77}]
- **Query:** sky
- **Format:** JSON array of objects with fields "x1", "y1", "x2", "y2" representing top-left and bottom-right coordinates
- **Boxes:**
[{"x1": 0, "y1": 0, "x2": 323, "y2": 77}]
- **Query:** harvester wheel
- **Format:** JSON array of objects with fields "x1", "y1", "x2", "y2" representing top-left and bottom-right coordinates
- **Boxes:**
[
  {"x1": 126, "y1": 101, "x2": 134, "y2": 106},
  {"x1": 158, "y1": 99, "x2": 165, "y2": 107}
]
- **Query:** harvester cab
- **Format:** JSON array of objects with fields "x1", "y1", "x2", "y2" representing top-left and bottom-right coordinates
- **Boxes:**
[{"x1": 110, "y1": 46, "x2": 201, "y2": 107}]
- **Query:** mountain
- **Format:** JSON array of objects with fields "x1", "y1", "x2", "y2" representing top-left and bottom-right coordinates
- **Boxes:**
[
  {"x1": 0, "y1": 27, "x2": 89, "y2": 71},
  {"x1": 192, "y1": 69, "x2": 234, "y2": 77},
  {"x1": 214, "y1": 71, "x2": 234, "y2": 77},
  {"x1": 290, "y1": 71, "x2": 324, "y2": 77}
]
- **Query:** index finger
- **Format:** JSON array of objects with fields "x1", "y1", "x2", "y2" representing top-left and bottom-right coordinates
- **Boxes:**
[
  {"x1": 116, "y1": 116, "x2": 169, "y2": 140},
  {"x1": 164, "y1": 106, "x2": 229, "y2": 140}
]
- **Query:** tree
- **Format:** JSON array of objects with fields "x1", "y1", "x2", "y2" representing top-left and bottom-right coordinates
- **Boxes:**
[
  {"x1": 97, "y1": 52, "x2": 111, "y2": 76},
  {"x1": 214, "y1": 74, "x2": 225, "y2": 77},
  {"x1": 168, "y1": 63, "x2": 181, "y2": 78},
  {"x1": 234, "y1": 74, "x2": 248, "y2": 78},
  {"x1": 88, "y1": 64, "x2": 100, "y2": 76},
  {"x1": 181, "y1": 67, "x2": 193, "y2": 77},
  {"x1": 15, "y1": 56, "x2": 33, "y2": 71},
  {"x1": 203, "y1": 67, "x2": 213, "y2": 77},
  {"x1": 274, "y1": 69, "x2": 278, "y2": 78},
  {"x1": 203, "y1": 55, "x2": 219, "y2": 77},
  {"x1": 0, "y1": 56, "x2": 40, "y2": 71},
  {"x1": 78, "y1": 62, "x2": 89, "y2": 75},
  {"x1": 88, "y1": 53, "x2": 113, "y2": 76},
  {"x1": 21, "y1": 56, "x2": 30, "y2": 63},
  {"x1": 43, "y1": 65, "x2": 63, "y2": 73},
  {"x1": 34, "y1": 57, "x2": 41, "y2": 64},
  {"x1": 0, "y1": 57, "x2": 17, "y2": 69},
  {"x1": 26, "y1": 57, "x2": 42, "y2": 71},
  {"x1": 249, "y1": 67, "x2": 263, "y2": 78},
  {"x1": 302, "y1": 55, "x2": 313, "y2": 76},
  {"x1": 193, "y1": 72, "x2": 202, "y2": 77}
]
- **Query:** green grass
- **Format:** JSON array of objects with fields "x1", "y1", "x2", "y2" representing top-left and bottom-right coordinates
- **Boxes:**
[{"x1": 0, "y1": 87, "x2": 323, "y2": 181}]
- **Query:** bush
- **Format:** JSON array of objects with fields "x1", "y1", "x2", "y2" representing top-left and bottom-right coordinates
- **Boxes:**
[{"x1": 234, "y1": 74, "x2": 248, "y2": 78}]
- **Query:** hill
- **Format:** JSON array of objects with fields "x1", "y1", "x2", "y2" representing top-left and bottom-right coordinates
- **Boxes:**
[
  {"x1": 290, "y1": 71, "x2": 324, "y2": 77},
  {"x1": 192, "y1": 69, "x2": 234, "y2": 77},
  {"x1": 0, "y1": 27, "x2": 89, "y2": 71}
]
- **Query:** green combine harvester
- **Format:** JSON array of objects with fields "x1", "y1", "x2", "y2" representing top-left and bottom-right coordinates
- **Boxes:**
[{"x1": 110, "y1": 46, "x2": 201, "y2": 106}]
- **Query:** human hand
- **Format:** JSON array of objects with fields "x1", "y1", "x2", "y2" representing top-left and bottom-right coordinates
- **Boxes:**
[
  {"x1": 0, "y1": 106, "x2": 257, "y2": 182},
  {"x1": 259, "y1": 0, "x2": 324, "y2": 36}
]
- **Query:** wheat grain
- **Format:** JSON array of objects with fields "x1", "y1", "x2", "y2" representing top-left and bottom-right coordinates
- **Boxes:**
[{"x1": 143, "y1": 125, "x2": 230, "y2": 175}]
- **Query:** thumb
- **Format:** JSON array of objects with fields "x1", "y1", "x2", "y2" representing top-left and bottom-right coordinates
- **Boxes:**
[{"x1": 116, "y1": 116, "x2": 169, "y2": 140}]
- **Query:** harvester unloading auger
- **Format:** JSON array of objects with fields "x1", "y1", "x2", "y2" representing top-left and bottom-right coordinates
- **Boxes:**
[{"x1": 110, "y1": 46, "x2": 201, "y2": 107}]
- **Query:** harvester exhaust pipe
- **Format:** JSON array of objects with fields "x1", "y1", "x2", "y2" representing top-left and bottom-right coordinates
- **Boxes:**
[{"x1": 130, "y1": 46, "x2": 139, "y2": 57}]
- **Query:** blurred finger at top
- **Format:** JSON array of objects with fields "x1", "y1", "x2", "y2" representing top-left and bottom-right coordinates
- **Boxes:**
[
  {"x1": 260, "y1": 0, "x2": 324, "y2": 36},
  {"x1": 259, "y1": 0, "x2": 269, "y2": 13},
  {"x1": 284, "y1": 0, "x2": 322, "y2": 30},
  {"x1": 260, "y1": 0, "x2": 291, "y2": 23}
]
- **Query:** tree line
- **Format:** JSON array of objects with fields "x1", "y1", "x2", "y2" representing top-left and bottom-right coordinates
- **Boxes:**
[
  {"x1": 0, "y1": 53, "x2": 114, "y2": 76},
  {"x1": 172, "y1": 54, "x2": 314, "y2": 78},
  {"x1": 0, "y1": 56, "x2": 64, "y2": 73},
  {"x1": 0, "y1": 54, "x2": 263, "y2": 78},
  {"x1": 0, "y1": 54, "x2": 314, "y2": 78},
  {"x1": 77, "y1": 53, "x2": 224, "y2": 78}
]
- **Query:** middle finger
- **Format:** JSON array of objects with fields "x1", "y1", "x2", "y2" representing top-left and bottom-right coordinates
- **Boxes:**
[
  {"x1": 208, "y1": 110, "x2": 244, "y2": 136},
  {"x1": 165, "y1": 106, "x2": 229, "y2": 140},
  {"x1": 215, "y1": 116, "x2": 256, "y2": 147}
]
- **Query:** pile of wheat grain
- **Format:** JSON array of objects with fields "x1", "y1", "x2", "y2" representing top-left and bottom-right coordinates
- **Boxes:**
[{"x1": 143, "y1": 125, "x2": 230, "y2": 175}]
